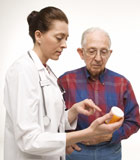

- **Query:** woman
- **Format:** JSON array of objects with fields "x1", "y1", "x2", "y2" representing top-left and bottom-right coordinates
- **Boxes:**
[{"x1": 4, "y1": 6, "x2": 123, "y2": 160}]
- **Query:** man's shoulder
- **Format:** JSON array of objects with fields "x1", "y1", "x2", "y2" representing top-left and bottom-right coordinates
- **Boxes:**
[
  {"x1": 106, "y1": 68, "x2": 129, "y2": 82},
  {"x1": 59, "y1": 66, "x2": 85, "y2": 78}
]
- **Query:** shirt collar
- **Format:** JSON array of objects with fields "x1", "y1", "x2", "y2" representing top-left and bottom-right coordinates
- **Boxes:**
[{"x1": 84, "y1": 66, "x2": 107, "y2": 84}]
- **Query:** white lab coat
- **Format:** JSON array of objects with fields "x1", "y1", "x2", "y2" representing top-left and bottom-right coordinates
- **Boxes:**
[{"x1": 4, "y1": 50, "x2": 77, "y2": 160}]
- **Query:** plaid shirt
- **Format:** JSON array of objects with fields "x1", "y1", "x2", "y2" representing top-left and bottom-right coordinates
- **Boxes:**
[{"x1": 58, "y1": 66, "x2": 140, "y2": 144}]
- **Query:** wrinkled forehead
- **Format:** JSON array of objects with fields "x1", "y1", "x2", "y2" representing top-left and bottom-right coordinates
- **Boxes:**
[{"x1": 83, "y1": 31, "x2": 111, "y2": 48}]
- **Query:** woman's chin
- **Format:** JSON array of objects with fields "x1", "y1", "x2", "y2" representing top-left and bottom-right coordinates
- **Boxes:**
[{"x1": 51, "y1": 56, "x2": 59, "y2": 61}]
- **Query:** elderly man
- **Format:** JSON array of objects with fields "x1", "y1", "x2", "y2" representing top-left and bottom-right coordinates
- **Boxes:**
[{"x1": 58, "y1": 27, "x2": 140, "y2": 160}]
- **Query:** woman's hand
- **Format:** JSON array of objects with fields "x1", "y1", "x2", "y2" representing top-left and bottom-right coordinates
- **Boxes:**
[
  {"x1": 73, "y1": 99, "x2": 101, "y2": 116},
  {"x1": 82, "y1": 133, "x2": 112, "y2": 145},
  {"x1": 87, "y1": 112, "x2": 124, "y2": 138},
  {"x1": 68, "y1": 99, "x2": 101, "y2": 124},
  {"x1": 66, "y1": 144, "x2": 81, "y2": 155},
  {"x1": 66, "y1": 112, "x2": 124, "y2": 146}
]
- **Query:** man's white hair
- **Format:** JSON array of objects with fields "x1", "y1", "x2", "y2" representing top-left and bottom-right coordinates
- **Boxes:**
[{"x1": 81, "y1": 27, "x2": 111, "y2": 48}]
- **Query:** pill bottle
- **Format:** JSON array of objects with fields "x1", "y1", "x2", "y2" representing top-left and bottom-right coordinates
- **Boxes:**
[{"x1": 106, "y1": 106, "x2": 124, "y2": 124}]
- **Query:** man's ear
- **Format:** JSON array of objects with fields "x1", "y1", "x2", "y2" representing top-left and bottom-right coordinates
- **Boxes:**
[
  {"x1": 77, "y1": 48, "x2": 84, "y2": 60},
  {"x1": 108, "y1": 49, "x2": 113, "y2": 58},
  {"x1": 34, "y1": 30, "x2": 42, "y2": 44}
]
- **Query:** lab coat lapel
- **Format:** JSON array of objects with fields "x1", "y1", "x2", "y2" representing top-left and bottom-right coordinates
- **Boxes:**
[
  {"x1": 28, "y1": 50, "x2": 63, "y2": 128},
  {"x1": 28, "y1": 50, "x2": 57, "y2": 86}
]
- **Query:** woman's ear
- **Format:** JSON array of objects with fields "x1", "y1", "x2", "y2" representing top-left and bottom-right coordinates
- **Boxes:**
[
  {"x1": 34, "y1": 30, "x2": 42, "y2": 44},
  {"x1": 77, "y1": 48, "x2": 84, "y2": 60}
]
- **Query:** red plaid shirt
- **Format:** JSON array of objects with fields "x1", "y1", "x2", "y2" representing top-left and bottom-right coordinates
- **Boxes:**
[{"x1": 58, "y1": 67, "x2": 140, "y2": 144}]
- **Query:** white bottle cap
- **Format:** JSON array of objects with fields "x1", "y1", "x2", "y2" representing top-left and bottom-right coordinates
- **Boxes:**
[{"x1": 111, "y1": 106, "x2": 124, "y2": 118}]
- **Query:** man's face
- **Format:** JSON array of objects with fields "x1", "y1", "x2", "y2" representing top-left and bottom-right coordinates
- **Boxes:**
[{"x1": 78, "y1": 31, "x2": 112, "y2": 79}]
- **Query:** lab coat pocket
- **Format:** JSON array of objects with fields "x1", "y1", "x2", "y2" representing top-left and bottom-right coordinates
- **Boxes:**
[{"x1": 40, "y1": 79, "x2": 50, "y2": 87}]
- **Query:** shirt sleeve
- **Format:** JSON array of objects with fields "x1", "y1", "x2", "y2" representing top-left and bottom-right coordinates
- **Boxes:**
[
  {"x1": 110, "y1": 81, "x2": 140, "y2": 144},
  {"x1": 58, "y1": 76, "x2": 78, "y2": 131},
  {"x1": 4, "y1": 60, "x2": 66, "y2": 157},
  {"x1": 65, "y1": 110, "x2": 77, "y2": 130}
]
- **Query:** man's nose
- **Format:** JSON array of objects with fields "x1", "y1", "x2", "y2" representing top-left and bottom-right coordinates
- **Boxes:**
[{"x1": 94, "y1": 50, "x2": 102, "y2": 61}]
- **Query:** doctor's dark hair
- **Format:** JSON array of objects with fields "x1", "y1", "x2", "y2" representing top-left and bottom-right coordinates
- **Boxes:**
[{"x1": 27, "y1": 6, "x2": 69, "y2": 43}]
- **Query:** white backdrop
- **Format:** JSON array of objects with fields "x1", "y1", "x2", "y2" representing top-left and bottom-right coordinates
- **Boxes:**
[{"x1": 0, "y1": 0, "x2": 140, "y2": 159}]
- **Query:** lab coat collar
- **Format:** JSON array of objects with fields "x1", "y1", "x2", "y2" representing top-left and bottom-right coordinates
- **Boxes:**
[
  {"x1": 28, "y1": 50, "x2": 58, "y2": 86},
  {"x1": 28, "y1": 50, "x2": 45, "y2": 71}
]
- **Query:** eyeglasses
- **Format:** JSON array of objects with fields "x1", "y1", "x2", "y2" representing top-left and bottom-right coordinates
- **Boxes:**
[{"x1": 82, "y1": 48, "x2": 110, "y2": 58}]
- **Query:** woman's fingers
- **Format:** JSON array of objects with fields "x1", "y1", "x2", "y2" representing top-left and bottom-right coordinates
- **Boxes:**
[
  {"x1": 66, "y1": 144, "x2": 81, "y2": 155},
  {"x1": 71, "y1": 143, "x2": 81, "y2": 151},
  {"x1": 91, "y1": 112, "x2": 124, "y2": 135},
  {"x1": 82, "y1": 99, "x2": 101, "y2": 115},
  {"x1": 88, "y1": 99, "x2": 102, "y2": 112},
  {"x1": 73, "y1": 98, "x2": 101, "y2": 116},
  {"x1": 107, "y1": 117, "x2": 124, "y2": 131}
]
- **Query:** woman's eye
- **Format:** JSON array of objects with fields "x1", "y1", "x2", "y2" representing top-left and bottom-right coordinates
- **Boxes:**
[{"x1": 56, "y1": 37, "x2": 63, "y2": 41}]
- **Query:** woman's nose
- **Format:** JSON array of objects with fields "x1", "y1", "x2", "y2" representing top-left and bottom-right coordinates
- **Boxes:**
[{"x1": 61, "y1": 40, "x2": 67, "y2": 48}]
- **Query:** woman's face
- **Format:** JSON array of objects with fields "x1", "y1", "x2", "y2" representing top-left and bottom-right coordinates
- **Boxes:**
[{"x1": 35, "y1": 20, "x2": 69, "y2": 63}]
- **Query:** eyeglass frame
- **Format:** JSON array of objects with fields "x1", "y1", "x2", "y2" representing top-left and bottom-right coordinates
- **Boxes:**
[{"x1": 82, "y1": 47, "x2": 111, "y2": 58}]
